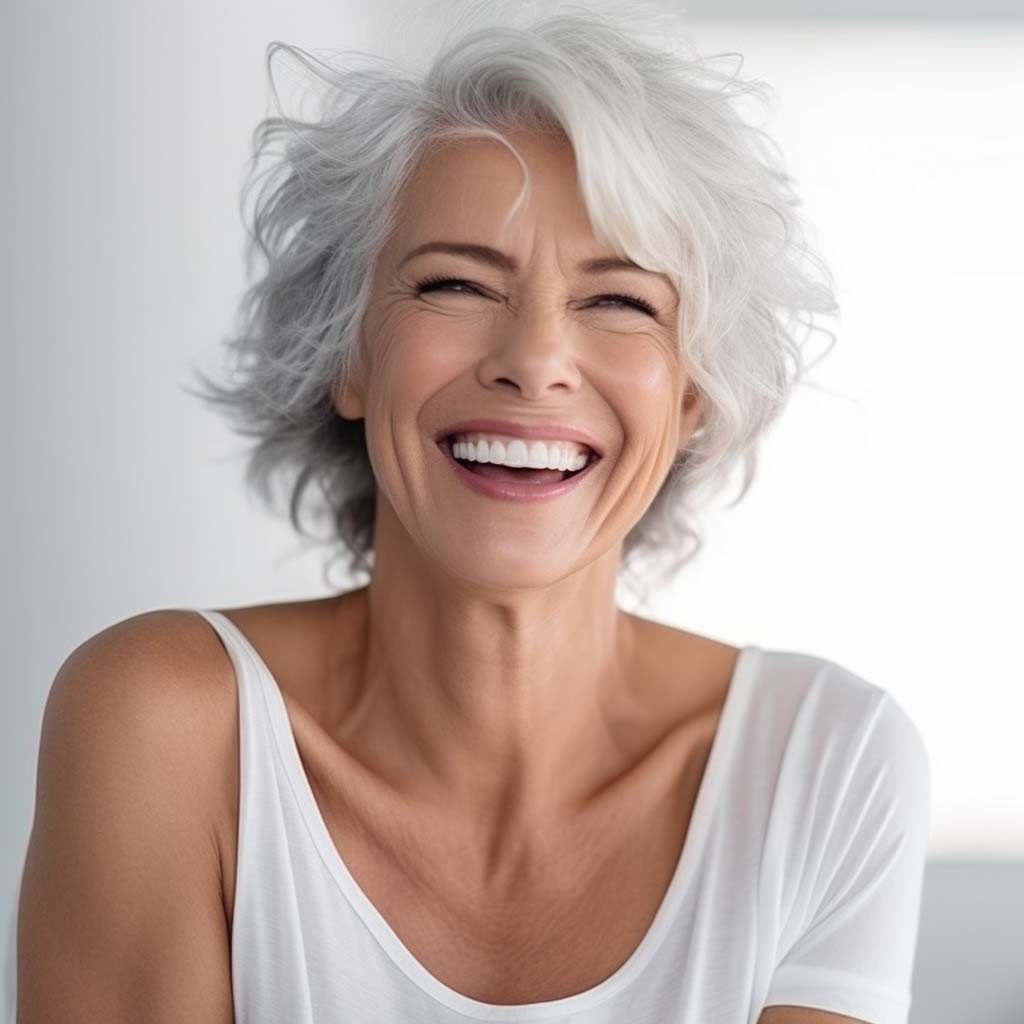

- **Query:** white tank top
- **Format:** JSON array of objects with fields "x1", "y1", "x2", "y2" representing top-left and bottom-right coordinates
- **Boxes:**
[{"x1": 193, "y1": 607, "x2": 930, "y2": 1024}]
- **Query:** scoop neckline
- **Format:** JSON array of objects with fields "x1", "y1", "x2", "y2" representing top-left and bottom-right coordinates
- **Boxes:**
[{"x1": 203, "y1": 608, "x2": 758, "y2": 1021}]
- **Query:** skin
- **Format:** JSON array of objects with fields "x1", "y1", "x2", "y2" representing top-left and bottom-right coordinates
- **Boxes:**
[{"x1": 330, "y1": 127, "x2": 704, "y2": 837}]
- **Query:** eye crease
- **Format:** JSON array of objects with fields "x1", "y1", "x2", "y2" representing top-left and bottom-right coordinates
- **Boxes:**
[{"x1": 413, "y1": 274, "x2": 659, "y2": 317}]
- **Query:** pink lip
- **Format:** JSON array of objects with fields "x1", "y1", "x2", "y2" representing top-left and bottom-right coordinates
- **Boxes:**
[
  {"x1": 434, "y1": 418, "x2": 604, "y2": 458},
  {"x1": 435, "y1": 439, "x2": 601, "y2": 503}
]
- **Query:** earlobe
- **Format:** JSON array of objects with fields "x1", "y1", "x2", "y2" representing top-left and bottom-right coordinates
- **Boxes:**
[
  {"x1": 681, "y1": 383, "x2": 703, "y2": 433},
  {"x1": 334, "y1": 374, "x2": 366, "y2": 421},
  {"x1": 676, "y1": 384, "x2": 704, "y2": 458}
]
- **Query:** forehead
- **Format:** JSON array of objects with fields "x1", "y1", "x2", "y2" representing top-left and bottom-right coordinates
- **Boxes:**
[
  {"x1": 389, "y1": 130, "x2": 596, "y2": 255},
  {"x1": 382, "y1": 130, "x2": 679, "y2": 303}
]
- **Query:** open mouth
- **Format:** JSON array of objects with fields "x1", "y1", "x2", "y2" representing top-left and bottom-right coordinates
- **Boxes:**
[{"x1": 436, "y1": 435, "x2": 598, "y2": 484}]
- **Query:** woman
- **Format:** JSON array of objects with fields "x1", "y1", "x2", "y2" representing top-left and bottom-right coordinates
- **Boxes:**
[{"x1": 17, "y1": 4, "x2": 930, "y2": 1023}]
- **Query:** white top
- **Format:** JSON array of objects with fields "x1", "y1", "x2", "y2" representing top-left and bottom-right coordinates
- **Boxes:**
[{"x1": 193, "y1": 608, "x2": 931, "y2": 1024}]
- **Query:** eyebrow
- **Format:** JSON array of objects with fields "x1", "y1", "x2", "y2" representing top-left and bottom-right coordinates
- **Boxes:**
[{"x1": 398, "y1": 240, "x2": 661, "y2": 279}]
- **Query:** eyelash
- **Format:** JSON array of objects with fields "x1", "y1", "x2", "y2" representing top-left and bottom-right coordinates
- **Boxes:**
[{"x1": 414, "y1": 275, "x2": 659, "y2": 318}]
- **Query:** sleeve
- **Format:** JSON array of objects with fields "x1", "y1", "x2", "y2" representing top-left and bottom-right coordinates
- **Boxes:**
[{"x1": 762, "y1": 691, "x2": 932, "y2": 1024}]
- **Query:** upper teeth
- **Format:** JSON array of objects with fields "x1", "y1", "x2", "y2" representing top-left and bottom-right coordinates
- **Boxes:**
[{"x1": 450, "y1": 433, "x2": 591, "y2": 472}]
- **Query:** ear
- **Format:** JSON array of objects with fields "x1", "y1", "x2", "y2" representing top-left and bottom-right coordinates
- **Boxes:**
[
  {"x1": 335, "y1": 378, "x2": 365, "y2": 421},
  {"x1": 677, "y1": 381, "x2": 703, "y2": 454},
  {"x1": 333, "y1": 357, "x2": 366, "y2": 421}
]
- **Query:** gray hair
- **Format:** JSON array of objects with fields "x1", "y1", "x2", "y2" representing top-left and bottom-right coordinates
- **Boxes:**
[{"x1": 185, "y1": 0, "x2": 838, "y2": 604}]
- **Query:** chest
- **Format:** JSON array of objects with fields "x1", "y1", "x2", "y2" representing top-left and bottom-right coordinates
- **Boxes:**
[
  {"x1": 334, "y1": 800, "x2": 696, "y2": 1004},
  {"x1": 218, "y1": 722, "x2": 716, "y2": 1006}
]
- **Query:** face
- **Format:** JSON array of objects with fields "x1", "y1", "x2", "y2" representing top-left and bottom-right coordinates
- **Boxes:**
[{"x1": 334, "y1": 129, "x2": 702, "y2": 589}]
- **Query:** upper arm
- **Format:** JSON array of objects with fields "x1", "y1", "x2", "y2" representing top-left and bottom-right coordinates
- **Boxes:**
[{"x1": 17, "y1": 610, "x2": 238, "y2": 1023}]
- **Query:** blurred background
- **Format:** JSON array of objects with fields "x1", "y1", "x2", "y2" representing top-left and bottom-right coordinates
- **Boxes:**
[{"x1": 2, "y1": 0, "x2": 1022, "y2": 1020}]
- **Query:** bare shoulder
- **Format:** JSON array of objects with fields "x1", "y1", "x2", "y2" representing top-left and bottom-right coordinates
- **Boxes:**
[
  {"x1": 628, "y1": 612, "x2": 740, "y2": 662},
  {"x1": 49, "y1": 607, "x2": 240, "y2": 712},
  {"x1": 17, "y1": 608, "x2": 239, "y2": 1021},
  {"x1": 29, "y1": 605, "x2": 242, "y2": 857},
  {"x1": 40, "y1": 608, "x2": 240, "y2": 840},
  {"x1": 56, "y1": 607, "x2": 241, "y2": 893}
]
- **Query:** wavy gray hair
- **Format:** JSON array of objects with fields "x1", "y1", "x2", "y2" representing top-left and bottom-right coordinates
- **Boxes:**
[{"x1": 185, "y1": 0, "x2": 838, "y2": 604}]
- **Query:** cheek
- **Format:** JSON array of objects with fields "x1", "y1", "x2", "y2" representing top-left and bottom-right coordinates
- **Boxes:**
[
  {"x1": 363, "y1": 334, "x2": 462, "y2": 429},
  {"x1": 615, "y1": 341, "x2": 679, "y2": 395},
  {"x1": 361, "y1": 330, "x2": 470, "y2": 481},
  {"x1": 594, "y1": 342, "x2": 685, "y2": 471},
  {"x1": 377, "y1": 328, "x2": 469, "y2": 399},
  {"x1": 600, "y1": 342, "x2": 682, "y2": 421}
]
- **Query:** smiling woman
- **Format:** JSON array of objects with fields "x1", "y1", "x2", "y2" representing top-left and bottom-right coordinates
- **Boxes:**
[
  {"x1": 179, "y1": 0, "x2": 842, "y2": 598},
  {"x1": 16, "y1": 2, "x2": 930, "y2": 1023}
]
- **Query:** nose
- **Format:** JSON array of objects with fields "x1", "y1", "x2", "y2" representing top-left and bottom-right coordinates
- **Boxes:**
[{"x1": 475, "y1": 307, "x2": 583, "y2": 400}]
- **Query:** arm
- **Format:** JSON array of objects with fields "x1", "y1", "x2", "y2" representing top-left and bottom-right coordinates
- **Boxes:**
[
  {"x1": 760, "y1": 1009, "x2": 869, "y2": 1023},
  {"x1": 17, "y1": 612, "x2": 237, "y2": 1023}
]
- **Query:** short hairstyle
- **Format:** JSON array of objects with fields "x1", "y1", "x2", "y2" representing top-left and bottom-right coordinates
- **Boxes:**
[{"x1": 186, "y1": 0, "x2": 838, "y2": 603}]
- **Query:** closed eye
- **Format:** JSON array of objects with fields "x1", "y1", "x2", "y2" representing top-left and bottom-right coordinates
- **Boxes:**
[
  {"x1": 415, "y1": 276, "x2": 482, "y2": 298},
  {"x1": 414, "y1": 276, "x2": 659, "y2": 317},
  {"x1": 592, "y1": 293, "x2": 659, "y2": 317}
]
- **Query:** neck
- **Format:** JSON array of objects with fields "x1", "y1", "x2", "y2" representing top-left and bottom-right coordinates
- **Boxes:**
[{"x1": 330, "y1": 500, "x2": 644, "y2": 828}]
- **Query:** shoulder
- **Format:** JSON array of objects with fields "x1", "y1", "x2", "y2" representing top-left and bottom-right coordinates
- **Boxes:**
[
  {"x1": 753, "y1": 647, "x2": 928, "y2": 755},
  {"x1": 49, "y1": 608, "x2": 239, "y2": 736},
  {"x1": 752, "y1": 647, "x2": 931, "y2": 834},
  {"x1": 625, "y1": 615, "x2": 743, "y2": 718},
  {"x1": 42, "y1": 607, "x2": 241, "y2": 861}
]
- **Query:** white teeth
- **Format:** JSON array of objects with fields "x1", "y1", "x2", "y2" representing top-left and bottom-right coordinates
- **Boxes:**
[
  {"x1": 527, "y1": 441, "x2": 549, "y2": 469},
  {"x1": 505, "y1": 440, "x2": 528, "y2": 468},
  {"x1": 449, "y1": 433, "x2": 591, "y2": 472}
]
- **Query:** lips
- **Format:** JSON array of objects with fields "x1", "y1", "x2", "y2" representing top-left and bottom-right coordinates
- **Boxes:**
[
  {"x1": 435, "y1": 436, "x2": 590, "y2": 480},
  {"x1": 436, "y1": 434, "x2": 602, "y2": 502}
]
